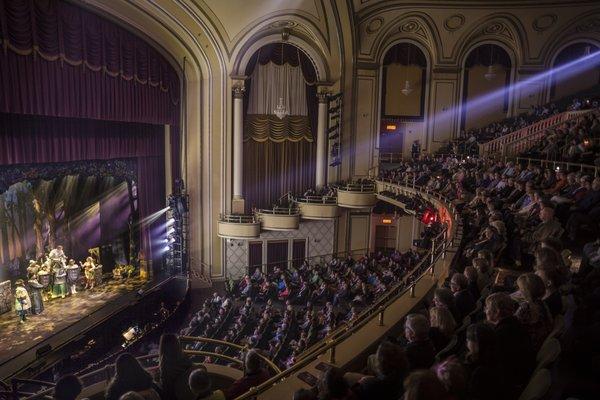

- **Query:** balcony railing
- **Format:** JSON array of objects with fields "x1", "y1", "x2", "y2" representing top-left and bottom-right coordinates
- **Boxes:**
[
  {"x1": 219, "y1": 214, "x2": 258, "y2": 223},
  {"x1": 17, "y1": 337, "x2": 279, "y2": 400},
  {"x1": 479, "y1": 109, "x2": 593, "y2": 157},
  {"x1": 293, "y1": 195, "x2": 337, "y2": 204}
]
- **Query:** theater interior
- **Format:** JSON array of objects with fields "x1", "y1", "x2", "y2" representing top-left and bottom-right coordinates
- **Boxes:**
[{"x1": 1, "y1": 0, "x2": 600, "y2": 399}]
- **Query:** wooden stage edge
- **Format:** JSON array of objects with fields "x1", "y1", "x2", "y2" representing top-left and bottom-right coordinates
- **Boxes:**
[{"x1": 0, "y1": 275, "x2": 173, "y2": 381}]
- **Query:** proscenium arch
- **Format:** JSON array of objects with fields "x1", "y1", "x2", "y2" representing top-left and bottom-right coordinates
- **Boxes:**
[
  {"x1": 458, "y1": 41, "x2": 516, "y2": 131},
  {"x1": 231, "y1": 34, "x2": 330, "y2": 82},
  {"x1": 376, "y1": 39, "x2": 432, "y2": 152},
  {"x1": 82, "y1": 0, "x2": 227, "y2": 274}
]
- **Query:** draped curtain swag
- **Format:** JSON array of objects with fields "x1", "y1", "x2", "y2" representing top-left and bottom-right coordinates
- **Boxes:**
[{"x1": 0, "y1": 0, "x2": 179, "y2": 263}]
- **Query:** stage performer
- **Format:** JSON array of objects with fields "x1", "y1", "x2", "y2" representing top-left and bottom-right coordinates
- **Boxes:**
[
  {"x1": 65, "y1": 259, "x2": 80, "y2": 295},
  {"x1": 14, "y1": 280, "x2": 31, "y2": 324},
  {"x1": 53, "y1": 265, "x2": 67, "y2": 299},
  {"x1": 27, "y1": 275, "x2": 45, "y2": 315},
  {"x1": 49, "y1": 245, "x2": 67, "y2": 268},
  {"x1": 27, "y1": 260, "x2": 40, "y2": 277},
  {"x1": 84, "y1": 257, "x2": 96, "y2": 290}
]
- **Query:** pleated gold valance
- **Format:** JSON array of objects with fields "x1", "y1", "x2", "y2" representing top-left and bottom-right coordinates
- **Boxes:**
[{"x1": 245, "y1": 114, "x2": 313, "y2": 143}]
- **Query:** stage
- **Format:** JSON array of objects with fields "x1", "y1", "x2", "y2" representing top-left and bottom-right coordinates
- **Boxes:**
[{"x1": 0, "y1": 276, "x2": 152, "y2": 380}]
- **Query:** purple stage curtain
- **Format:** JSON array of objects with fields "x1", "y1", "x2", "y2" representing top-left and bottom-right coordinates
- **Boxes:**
[
  {"x1": 0, "y1": 0, "x2": 179, "y2": 126},
  {"x1": 243, "y1": 140, "x2": 315, "y2": 210},
  {"x1": 0, "y1": 112, "x2": 165, "y2": 261}
]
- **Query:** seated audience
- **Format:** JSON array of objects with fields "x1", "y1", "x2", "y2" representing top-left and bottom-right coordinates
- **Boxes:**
[
  {"x1": 106, "y1": 353, "x2": 160, "y2": 400},
  {"x1": 428, "y1": 306, "x2": 457, "y2": 352},
  {"x1": 403, "y1": 313, "x2": 436, "y2": 371},
  {"x1": 53, "y1": 375, "x2": 83, "y2": 400},
  {"x1": 224, "y1": 350, "x2": 270, "y2": 399},
  {"x1": 158, "y1": 334, "x2": 197, "y2": 400},
  {"x1": 189, "y1": 367, "x2": 225, "y2": 400}
]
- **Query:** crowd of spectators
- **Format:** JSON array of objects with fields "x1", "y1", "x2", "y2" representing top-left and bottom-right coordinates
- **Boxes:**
[
  {"x1": 449, "y1": 89, "x2": 600, "y2": 156},
  {"x1": 179, "y1": 247, "x2": 426, "y2": 370},
  {"x1": 312, "y1": 153, "x2": 599, "y2": 400}
]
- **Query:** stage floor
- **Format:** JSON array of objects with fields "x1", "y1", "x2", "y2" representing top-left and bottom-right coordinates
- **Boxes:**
[{"x1": 0, "y1": 277, "x2": 147, "y2": 369}]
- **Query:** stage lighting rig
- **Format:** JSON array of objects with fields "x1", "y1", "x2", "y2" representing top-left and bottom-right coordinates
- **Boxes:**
[{"x1": 164, "y1": 179, "x2": 189, "y2": 276}]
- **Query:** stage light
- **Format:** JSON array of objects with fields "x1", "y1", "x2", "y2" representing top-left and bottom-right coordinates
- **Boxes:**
[
  {"x1": 386, "y1": 124, "x2": 397, "y2": 131},
  {"x1": 167, "y1": 228, "x2": 175, "y2": 236},
  {"x1": 166, "y1": 218, "x2": 175, "y2": 226}
]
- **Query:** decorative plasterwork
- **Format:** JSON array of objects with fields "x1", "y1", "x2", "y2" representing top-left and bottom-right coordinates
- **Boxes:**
[
  {"x1": 366, "y1": 17, "x2": 384, "y2": 34},
  {"x1": 444, "y1": 14, "x2": 465, "y2": 32},
  {"x1": 532, "y1": 14, "x2": 558, "y2": 33},
  {"x1": 399, "y1": 18, "x2": 429, "y2": 41}
]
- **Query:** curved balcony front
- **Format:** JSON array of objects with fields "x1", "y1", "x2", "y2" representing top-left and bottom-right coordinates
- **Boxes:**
[
  {"x1": 256, "y1": 208, "x2": 300, "y2": 231},
  {"x1": 217, "y1": 214, "x2": 261, "y2": 239},
  {"x1": 336, "y1": 182, "x2": 377, "y2": 209},
  {"x1": 295, "y1": 196, "x2": 339, "y2": 220}
]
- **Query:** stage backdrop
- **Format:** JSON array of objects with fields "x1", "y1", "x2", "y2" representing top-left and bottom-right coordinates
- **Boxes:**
[
  {"x1": 0, "y1": 113, "x2": 165, "y2": 280},
  {"x1": 0, "y1": 0, "x2": 181, "y2": 276}
]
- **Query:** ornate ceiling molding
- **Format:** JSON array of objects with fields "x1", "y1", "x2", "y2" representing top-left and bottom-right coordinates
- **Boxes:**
[
  {"x1": 532, "y1": 14, "x2": 558, "y2": 33},
  {"x1": 444, "y1": 14, "x2": 465, "y2": 32}
]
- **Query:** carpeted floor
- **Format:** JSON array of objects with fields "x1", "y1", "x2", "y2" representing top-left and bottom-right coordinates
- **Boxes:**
[{"x1": 0, "y1": 277, "x2": 146, "y2": 366}]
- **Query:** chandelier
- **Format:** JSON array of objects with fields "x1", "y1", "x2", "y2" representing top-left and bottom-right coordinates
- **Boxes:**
[
  {"x1": 274, "y1": 97, "x2": 289, "y2": 119},
  {"x1": 401, "y1": 45, "x2": 413, "y2": 96},
  {"x1": 484, "y1": 65, "x2": 497, "y2": 81},
  {"x1": 401, "y1": 80, "x2": 414, "y2": 96},
  {"x1": 484, "y1": 45, "x2": 497, "y2": 81},
  {"x1": 273, "y1": 42, "x2": 289, "y2": 120}
]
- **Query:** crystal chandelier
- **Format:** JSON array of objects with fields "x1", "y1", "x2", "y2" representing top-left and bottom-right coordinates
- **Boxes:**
[
  {"x1": 401, "y1": 44, "x2": 413, "y2": 96},
  {"x1": 401, "y1": 80, "x2": 413, "y2": 96},
  {"x1": 484, "y1": 45, "x2": 497, "y2": 81},
  {"x1": 484, "y1": 65, "x2": 497, "y2": 81},
  {"x1": 274, "y1": 97, "x2": 289, "y2": 119}
]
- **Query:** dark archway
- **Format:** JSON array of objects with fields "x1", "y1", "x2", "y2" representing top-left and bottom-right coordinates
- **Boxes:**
[
  {"x1": 380, "y1": 43, "x2": 428, "y2": 156},
  {"x1": 551, "y1": 42, "x2": 600, "y2": 100},
  {"x1": 461, "y1": 44, "x2": 512, "y2": 130}
]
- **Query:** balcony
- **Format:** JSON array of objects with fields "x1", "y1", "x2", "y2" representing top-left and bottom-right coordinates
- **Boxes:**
[
  {"x1": 217, "y1": 214, "x2": 261, "y2": 239},
  {"x1": 336, "y1": 182, "x2": 378, "y2": 209},
  {"x1": 295, "y1": 196, "x2": 339, "y2": 220},
  {"x1": 256, "y1": 207, "x2": 301, "y2": 231}
]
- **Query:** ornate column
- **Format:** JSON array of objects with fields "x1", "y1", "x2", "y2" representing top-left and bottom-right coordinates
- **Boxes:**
[
  {"x1": 232, "y1": 85, "x2": 245, "y2": 213},
  {"x1": 315, "y1": 91, "x2": 328, "y2": 189}
]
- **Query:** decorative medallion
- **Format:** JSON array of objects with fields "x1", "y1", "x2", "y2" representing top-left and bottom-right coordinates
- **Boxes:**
[
  {"x1": 532, "y1": 14, "x2": 557, "y2": 33},
  {"x1": 366, "y1": 17, "x2": 384, "y2": 34},
  {"x1": 398, "y1": 19, "x2": 428, "y2": 41},
  {"x1": 481, "y1": 21, "x2": 515, "y2": 43},
  {"x1": 444, "y1": 14, "x2": 465, "y2": 32}
]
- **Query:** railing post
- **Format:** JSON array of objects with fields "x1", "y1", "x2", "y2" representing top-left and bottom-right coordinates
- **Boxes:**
[
  {"x1": 410, "y1": 284, "x2": 415, "y2": 298},
  {"x1": 329, "y1": 344, "x2": 336, "y2": 364},
  {"x1": 430, "y1": 239, "x2": 436, "y2": 264},
  {"x1": 378, "y1": 307, "x2": 385, "y2": 326}
]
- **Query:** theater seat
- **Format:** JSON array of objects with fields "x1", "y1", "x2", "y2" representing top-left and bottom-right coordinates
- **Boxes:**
[
  {"x1": 518, "y1": 368, "x2": 552, "y2": 400},
  {"x1": 535, "y1": 337, "x2": 561, "y2": 372}
]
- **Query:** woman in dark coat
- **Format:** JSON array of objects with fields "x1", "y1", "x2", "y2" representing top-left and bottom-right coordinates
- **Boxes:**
[
  {"x1": 27, "y1": 276, "x2": 45, "y2": 315},
  {"x1": 157, "y1": 334, "x2": 197, "y2": 400},
  {"x1": 105, "y1": 353, "x2": 160, "y2": 400}
]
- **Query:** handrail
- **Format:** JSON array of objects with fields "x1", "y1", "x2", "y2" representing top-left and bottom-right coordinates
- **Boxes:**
[
  {"x1": 515, "y1": 157, "x2": 599, "y2": 177},
  {"x1": 256, "y1": 207, "x2": 299, "y2": 216},
  {"x1": 220, "y1": 214, "x2": 258, "y2": 224},
  {"x1": 479, "y1": 109, "x2": 593, "y2": 156},
  {"x1": 180, "y1": 337, "x2": 282, "y2": 374},
  {"x1": 335, "y1": 182, "x2": 375, "y2": 192},
  {"x1": 231, "y1": 182, "x2": 461, "y2": 400},
  {"x1": 293, "y1": 195, "x2": 337, "y2": 204}
]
